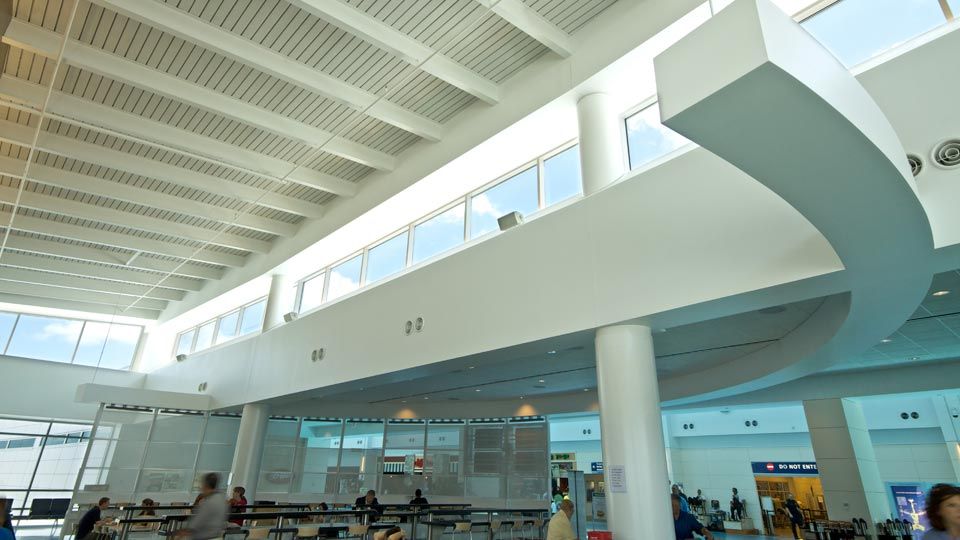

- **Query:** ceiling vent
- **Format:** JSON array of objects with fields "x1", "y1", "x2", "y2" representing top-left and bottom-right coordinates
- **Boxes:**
[
  {"x1": 932, "y1": 139, "x2": 960, "y2": 169},
  {"x1": 907, "y1": 154, "x2": 923, "y2": 177}
]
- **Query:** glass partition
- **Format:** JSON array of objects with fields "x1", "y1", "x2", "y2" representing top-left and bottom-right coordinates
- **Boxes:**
[
  {"x1": 337, "y1": 420, "x2": 384, "y2": 497},
  {"x1": 380, "y1": 421, "x2": 426, "y2": 497},
  {"x1": 465, "y1": 422, "x2": 506, "y2": 499},
  {"x1": 293, "y1": 419, "x2": 342, "y2": 497},
  {"x1": 196, "y1": 414, "x2": 240, "y2": 484},
  {"x1": 424, "y1": 421, "x2": 465, "y2": 498},
  {"x1": 257, "y1": 418, "x2": 301, "y2": 497},
  {"x1": 137, "y1": 411, "x2": 204, "y2": 500},
  {"x1": 470, "y1": 167, "x2": 539, "y2": 239}
]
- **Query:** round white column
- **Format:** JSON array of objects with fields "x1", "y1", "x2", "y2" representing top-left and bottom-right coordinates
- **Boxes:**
[
  {"x1": 228, "y1": 403, "x2": 270, "y2": 499},
  {"x1": 595, "y1": 325, "x2": 673, "y2": 538},
  {"x1": 577, "y1": 92, "x2": 625, "y2": 195},
  {"x1": 262, "y1": 273, "x2": 295, "y2": 333}
]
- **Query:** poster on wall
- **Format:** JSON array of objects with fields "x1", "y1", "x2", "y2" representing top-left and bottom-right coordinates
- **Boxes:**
[{"x1": 890, "y1": 485, "x2": 929, "y2": 534}]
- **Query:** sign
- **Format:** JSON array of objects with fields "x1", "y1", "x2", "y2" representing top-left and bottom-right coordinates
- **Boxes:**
[
  {"x1": 591, "y1": 462, "x2": 604, "y2": 473},
  {"x1": 608, "y1": 465, "x2": 627, "y2": 493},
  {"x1": 551, "y1": 452, "x2": 576, "y2": 461},
  {"x1": 890, "y1": 485, "x2": 929, "y2": 533},
  {"x1": 751, "y1": 461, "x2": 819, "y2": 475}
]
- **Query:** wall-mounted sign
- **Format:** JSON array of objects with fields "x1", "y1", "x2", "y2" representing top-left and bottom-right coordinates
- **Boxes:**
[
  {"x1": 591, "y1": 462, "x2": 604, "y2": 473},
  {"x1": 551, "y1": 452, "x2": 576, "y2": 462},
  {"x1": 751, "y1": 461, "x2": 819, "y2": 475},
  {"x1": 608, "y1": 465, "x2": 627, "y2": 493}
]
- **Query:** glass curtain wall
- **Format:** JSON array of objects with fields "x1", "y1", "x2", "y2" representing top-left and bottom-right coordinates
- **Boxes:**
[
  {"x1": 75, "y1": 406, "x2": 239, "y2": 509},
  {"x1": 0, "y1": 418, "x2": 92, "y2": 519},
  {"x1": 74, "y1": 409, "x2": 549, "y2": 507}
]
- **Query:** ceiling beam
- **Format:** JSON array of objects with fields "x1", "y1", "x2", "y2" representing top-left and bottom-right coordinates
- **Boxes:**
[
  {"x1": 0, "y1": 291, "x2": 160, "y2": 319},
  {"x1": 0, "y1": 117, "x2": 324, "y2": 219},
  {"x1": 0, "y1": 142, "x2": 297, "y2": 237},
  {"x1": 0, "y1": 179, "x2": 272, "y2": 254},
  {"x1": 90, "y1": 0, "x2": 444, "y2": 142},
  {"x1": 0, "y1": 75, "x2": 349, "y2": 203},
  {"x1": 0, "y1": 265, "x2": 184, "y2": 301},
  {"x1": 473, "y1": 0, "x2": 573, "y2": 58},
  {"x1": 0, "y1": 209, "x2": 247, "y2": 267},
  {"x1": 3, "y1": 18, "x2": 396, "y2": 174},
  {"x1": 0, "y1": 279, "x2": 168, "y2": 311},
  {"x1": 2, "y1": 234, "x2": 219, "y2": 282},
  {"x1": 289, "y1": 0, "x2": 500, "y2": 104}
]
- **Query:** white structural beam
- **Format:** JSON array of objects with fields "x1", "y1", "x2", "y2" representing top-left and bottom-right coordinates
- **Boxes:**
[
  {"x1": 0, "y1": 75, "x2": 348, "y2": 202},
  {"x1": 0, "y1": 248, "x2": 200, "y2": 292},
  {"x1": 0, "y1": 210, "x2": 247, "y2": 267},
  {"x1": 0, "y1": 265, "x2": 184, "y2": 301},
  {"x1": 0, "y1": 291, "x2": 161, "y2": 319},
  {"x1": 0, "y1": 118, "x2": 323, "y2": 219},
  {"x1": 90, "y1": 0, "x2": 443, "y2": 142},
  {"x1": 289, "y1": 0, "x2": 500, "y2": 104},
  {"x1": 0, "y1": 146, "x2": 296, "y2": 237},
  {"x1": 0, "y1": 180, "x2": 271, "y2": 254},
  {"x1": 2, "y1": 235, "x2": 219, "y2": 282},
  {"x1": 473, "y1": 0, "x2": 573, "y2": 57},
  {"x1": 0, "y1": 279, "x2": 168, "y2": 311},
  {"x1": 3, "y1": 19, "x2": 395, "y2": 174}
]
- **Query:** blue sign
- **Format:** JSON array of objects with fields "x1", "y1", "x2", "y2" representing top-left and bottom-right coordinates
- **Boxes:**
[
  {"x1": 890, "y1": 484, "x2": 930, "y2": 533},
  {"x1": 591, "y1": 462, "x2": 603, "y2": 472},
  {"x1": 751, "y1": 461, "x2": 819, "y2": 475}
]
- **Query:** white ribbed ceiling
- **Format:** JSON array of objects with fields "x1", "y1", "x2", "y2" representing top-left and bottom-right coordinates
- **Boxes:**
[{"x1": 0, "y1": 0, "x2": 617, "y2": 319}]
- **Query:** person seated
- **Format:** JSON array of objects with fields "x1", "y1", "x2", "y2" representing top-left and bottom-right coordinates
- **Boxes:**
[
  {"x1": 547, "y1": 499, "x2": 576, "y2": 540},
  {"x1": 227, "y1": 487, "x2": 247, "y2": 527},
  {"x1": 354, "y1": 490, "x2": 384, "y2": 520},
  {"x1": 373, "y1": 527, "x2": 405, "y2": 540},
  {"x1": 76, "y1": 498, "x2": 111, "y2": 540},
  {"x1": 672, "y1": 485, "x2": 690, "y2": 513},
  {"x1": 673, "y1": 495, "x2": 714, "y2": 540},
  {"x1": 137, "y1": 499, "x2": 156, "y2": 517},
  {"x1": 409, "y1": 489, "x2": 428, "y2": 506}
]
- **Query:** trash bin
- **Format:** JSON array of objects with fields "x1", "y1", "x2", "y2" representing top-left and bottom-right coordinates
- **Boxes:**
[{"x1": 587, "y1": 532, "x2": 613, "y2": 540}]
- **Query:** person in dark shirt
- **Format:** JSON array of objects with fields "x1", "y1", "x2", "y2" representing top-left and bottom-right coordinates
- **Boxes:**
[
  {"x1": 785, "y1": 494, "x2": 805, "y2": 539},
  {"x1": 0, "y1": 499, "x2": 14, "y2": 540},
  {"x1": 673, "y1": 495, "x2": 714, "y2": 540},
  {"x1": 354, "y1": 490, "x2": 383, "y2": 520},
  {"x1": 409, "y1": 489, "x2": 428, "y2": 506},
  {"x1": 76, "y1": 498, "x2": 110, "y2": 540}
]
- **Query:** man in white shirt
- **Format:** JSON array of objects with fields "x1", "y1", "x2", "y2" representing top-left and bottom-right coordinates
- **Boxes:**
[{"x1": 547, "y1": 499, "x2": 576, "y2": 540}]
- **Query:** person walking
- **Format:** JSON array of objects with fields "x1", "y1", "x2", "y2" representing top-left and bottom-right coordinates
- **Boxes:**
[{"x1": 176, "y1": 473, "x2": 227, "y2": 540}]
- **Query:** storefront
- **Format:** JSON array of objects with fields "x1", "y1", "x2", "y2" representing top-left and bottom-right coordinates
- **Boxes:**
[{"x1": 751, "y1": 461, "x2": 827, "y2": 538}]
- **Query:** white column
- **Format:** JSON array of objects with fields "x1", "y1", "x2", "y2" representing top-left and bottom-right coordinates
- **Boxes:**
[
  {"x1": 262, "y1": 273, "x2": 295, "y2": 333},
  {"x1": 803, "y1": 398, "x2": 890, "y2": 537},
  {"x1": 577, "y1": 92, "x2": 625, "y2": 195},
  {"x1": 595, "y1": 325, "x2": 673, "y2": 538},
  {"x1": 934, "y1": 395, "x2": 960, "y2": 482},
  {"x1": 229, "y1": 403, "x2": 270, "y2": 500}
]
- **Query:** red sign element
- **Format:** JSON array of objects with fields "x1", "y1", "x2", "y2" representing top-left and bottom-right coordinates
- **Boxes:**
[{"x1": 766, "y1": 463, "x2": 775, "y2": 472}]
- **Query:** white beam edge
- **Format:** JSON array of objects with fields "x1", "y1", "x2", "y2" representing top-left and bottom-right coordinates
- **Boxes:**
[
  {"x1": 475, "y1": 0, "x2": 573, "y2": 58},
  {"x1": 0, "y1": 291, "x2": 160, "y2": 319},
  {"x1": 0, "y1": 264, "x2": 185, "y2": 301}
]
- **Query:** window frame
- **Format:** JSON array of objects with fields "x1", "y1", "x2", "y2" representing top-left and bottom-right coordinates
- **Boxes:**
[
  {"x1": 0, "y1": 311, "x2": 142, "y2": 369},
  {"x1": 410, "y1": 199, "x2": 468, "y2": 266},
  {"x1": 172, "y1": 297, "x2": 268, "y2": 358},
  {"x1": 466, "y1": 161, "x2": 541, "y2": 241},
  {"x1": 361, "y1": 229, "x2": 410, "y2": 287},
  {"x1": 324, "y1": 251, "x2": 365, "y2": 303}
]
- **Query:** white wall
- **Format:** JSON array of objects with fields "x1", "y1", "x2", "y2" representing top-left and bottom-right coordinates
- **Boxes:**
[{"x1": 0, "y1": 356, "x2": 144, "y2": 421}]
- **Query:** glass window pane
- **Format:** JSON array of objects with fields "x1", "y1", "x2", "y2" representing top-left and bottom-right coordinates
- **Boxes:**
[
  {"x1": 543, "y1": 146, "x2": 582, "y2": 206},
  {"x1": 175, "y1": 330, "x2": 195, "y2": 356},
  {"x1": 73, "y1": 323, "x2": 140, "y2": 370},
  {"x1": 327, "y1": 255, "x2": 362, "y2": 301},
  {"x1": 7, "y1": 315, "x2": 83, "y2": 363},
  {"x1": 470, "y1": 167, "x2": 539, "y2": 239},
  {"x1": 294, "y1": 420, "x2": 342, "y2": 495},
  {"x1": 802, "y1": 0, "x2": 946, "y2": 68},
  {"x1": 194, "y1": 321, "x2": 215, "y2": 351},
  {"x1": 299, "y1": 273, "x2": 325, "y2": 313},
  {"x1": 239, "y1": 300, "x2": 266, "y2": 335},
  {"x1": 365, "y1": 232, "x2": 408, "y2": 285},
  {"x1": 412, "y1": 203, "x2": 465, "y2": 264},
  {"x1": 0, "y1": 312, "x2": 18, "y2": 352},
  {"x1": 339, "y1": 420, "x2": 384, "y2": 495},
  {"x1": 626, "y1": 104, "x2": 689, "y2": 170},
  {"x1": 32, "y1": 434, "x2": 91, "y2": 490},
  {"x1": 215, "y1": 311, "x2": 240, "y2": 344}
]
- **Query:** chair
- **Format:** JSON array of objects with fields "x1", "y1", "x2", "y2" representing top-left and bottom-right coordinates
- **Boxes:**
[
  {"x1": 295, "y1": 526, "x2": 319, "y2": 540},
  {"x1": 489, "y1": 519, "x2": 503, "y2": 540},
  {"x1": 247, "y1": 528, "x2": 271, "y2": 540},
  {"x1": 452, "y1": 521, "x2": 473, "y2": 539},
  {"x1": 344, "y1": 524, "x2": 368, "y2": 539}
]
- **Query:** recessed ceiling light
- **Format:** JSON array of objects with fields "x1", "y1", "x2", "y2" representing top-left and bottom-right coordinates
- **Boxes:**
[
  {"x1": 538, "y1": 379, "x2": 545, "y2": 383},
  {"x1": 880, "y1": 338, "x2": 892, "y2": 343},
  {"x1": 401, "y1": 400, "x2": 407, "y2": 403},
  {"x1": 547, "y1": 350, "x2": 557, "y2": 355},
  {"x1": 583, "y1": 388, "x2": 589, "y2": 392},
  {"x1": 520, "y1": 396, "x2": 524, "y2": 400},
  {"x1": 468, "y1": 366, "x2": 475, "y2": 369},
  {"x1": 423, "y1": 397, "x2": 429, "y2": 400},
  {"x1": 933, "y1": 290, "x2": 950, "y2": 297},
  {"x1": 475, "y1": 389, "x2": 482, "y2": 392},
  {"x1": 657, "y1": 328, "x2": 668, "y2": 333},
  {"x1": 911, "y1": 357, "x2": 920, "y2": 361}
]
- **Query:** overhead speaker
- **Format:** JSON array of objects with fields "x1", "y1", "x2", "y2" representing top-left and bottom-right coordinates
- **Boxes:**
[
  {"x1": 176, "y1": 354, "x2": 188, "y2": 362},
  {"x1": 283, "y1": 311, "x2": 298, "y2": 323},
  {"x1": 497, "y1": 211, "x2": 524, "y2": 231}
]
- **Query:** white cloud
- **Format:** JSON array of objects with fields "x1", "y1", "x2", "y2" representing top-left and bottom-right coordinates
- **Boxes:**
[{"x1": 36, "y1": 320, "x2": 83, "y2": 343}]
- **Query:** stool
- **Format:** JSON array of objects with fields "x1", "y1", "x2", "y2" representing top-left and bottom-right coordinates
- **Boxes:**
[
  {"x1": 247, "y1": 528, "x2": 271, "y2": 540},
  {"x1": 344, "y1": 524, "x2": 368, "y2": 539},
  {"x1": 452, "y1": 521, "x2": 473, "y2": 539},
  {"x1": 295, "y1": 526, "x2": 319, "y2": 540}
]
